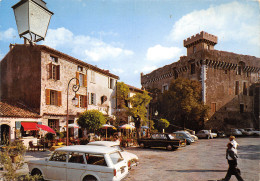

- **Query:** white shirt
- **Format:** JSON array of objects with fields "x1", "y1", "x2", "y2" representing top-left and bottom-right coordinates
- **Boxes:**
[{"x1": 230, "y1": 140, "x2": 238, "y2": 154}]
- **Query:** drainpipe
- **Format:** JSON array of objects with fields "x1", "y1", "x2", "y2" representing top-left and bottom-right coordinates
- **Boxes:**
[{"x1": 201, "y1": 60, "x2": 207, "y2": 104}]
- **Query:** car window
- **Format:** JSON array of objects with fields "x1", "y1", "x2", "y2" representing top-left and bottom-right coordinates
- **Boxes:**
[
  {"x1": 109, "y1": 151, "x2": 124, "y2": 165},
  {"x1": 50, "y1": 151, "x2": 67, "y2": 162},
  {"x1": 68, "y1": 152, "x2": 85, "y2": 164},
  {"x1": 168, "y1": 134, "x2": 177, "y2": 139},
  {"x1": 85, "y1": 154, "x2": 107, "y2": 166}
]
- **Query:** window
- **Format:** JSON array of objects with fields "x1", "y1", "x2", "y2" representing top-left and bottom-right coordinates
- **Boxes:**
[
  {"x1": 68, "y1": 152, "x2": 85, "y2": 164},
  {"x1": 46, "y1": 89, "x2": 62, "y2": 106},
  {"x1": 207, "y1": 45, "x2": 210, "y2": 50},
  {"x1": 109, "y1": 152, "x2": 123, "y2": 165},
  {"x1": 48, "y1": 119, "x2": 59, "y2": 130},
  {"x1": 77, "y1": 66, "x2": 83, "y2": 72},
  {"x1": 190, "y1": 63, "x2": 196, "y2": 74},
  {"x1": 211, "y1": 103, "x2": 216, "y2": 113},
  {"x1": 243, "y1": 82, "x2": 247, "y2": 95},
  {"x1": 109, "y1": 78, "x2": 115, "y2": 89},
  {"x1": 240, "y1": 104, "x2": 244, "y2": 113},
  {"x1": 249, "y1": 86, "x2": 254, "y2": 96},
  {"x1": 76, "y1": 72, "x2": 87, "y2": 87},
  {"x1": 90, "y1": 93, "x2": 96, "y2": 105},
  {"x1": 237, "y1": 66, "x2": 242, "y2": 75},
  {"x1": 162, "y1": 84, "x2": 168, "y2": 93},
  {"x1": 91, "y1": 71, "x2": 96, "y2": 83},
  {"x1": 224, "y1": 70, "x2": 228, "y2": 74},
  {"x1": 78, "y1": 95, "x2": 87, "y2": 108},
  {"x1": 235, "y1": 81, "x2": 239, "y2": 95},
  {"x1": 86, "y1": 154, "x2": 107, "y2": 166},
  {"x1": 50, "y1": 151, "x2": 67, "y2": 162},
  {"x1": 50, "y1": 56, "x2": 58, "y2": 63},
  {"x1": 246, "y1": 72, "x2": 250, "y2": 77},
  {"x1": 48, "y1": 63, "x2": 60, "y2": 80},
  {"x1": 193, "y1": 46, "x2": 196, "y2": 53}
]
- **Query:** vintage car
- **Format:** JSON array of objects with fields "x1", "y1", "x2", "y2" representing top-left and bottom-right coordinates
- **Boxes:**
[
  {"x1": 183, "y1": 130, "x2": 199, "y2": 141},
  {"x1": 225, "y1": 128, "x2": 243, "y2": 137},
  {"x1": 137, "y1": 133, "x2": 186, "y2": 151},
  {"x1": 174, "y1": 131, "x2": 194, "y2": 145},
  {"x1": 244, "y1": 128, "x2": 260, "y2": 136},
  {"x1": 195, "y1": 130, "x2": 215, "y2": 139},
  {"x1": 28, "y1": 145, "x2": 128, "y2": 181},
  {"x1": 87, "y1": 141, "x2": 139, "y2": 169}
]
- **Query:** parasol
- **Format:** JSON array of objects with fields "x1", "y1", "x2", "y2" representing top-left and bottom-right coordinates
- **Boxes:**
[
  {"x1": 101, "y1": 124, "x2": 116, "y2": 139},
  {"x1": 64, "y1": 123, "x2": 80, "y2": 128},
  {"x1": 119, "y1": 124, "x2": 135, "y2": 129}
]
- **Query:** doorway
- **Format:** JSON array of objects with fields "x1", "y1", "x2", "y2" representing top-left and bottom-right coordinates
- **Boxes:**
[{"x1": 1, "y1": 124, "x2": 10, "y2": 145}]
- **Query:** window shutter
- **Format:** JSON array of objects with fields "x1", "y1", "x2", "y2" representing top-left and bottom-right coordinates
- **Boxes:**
[
  {"x1": 76, "y1": 72, "x2": 80, "y2": 85},
  {"x1": 15, "y1": 121, "x2": 21, "y2": 129},
  {"x1": 56, "y1": 65, "x2": 60, "y2": 80},
  {"x1": 84, "y1": 95, "x2": 88, "y2": 108},
  {"x1": 46, "y1": 89, "x2": 51, "y2": 105},
  {"x1": 94, "y1": 93, "x2": 97, "y2": 105},
  {"x1": 76, "y1": 94, "x2": 79, "y2": 107},
  {"x1": 58, "y1": 91, "x2": 62, "y2": 106},
  {"x1": 47, "y1": 63, "x2": 52, "y2": 79},
  {"x1": 88, "y1": 93, "x2": 91, "y2": 105},
  {"x1": 84, "y1": 74, "x2": 87, "y2": 87}
]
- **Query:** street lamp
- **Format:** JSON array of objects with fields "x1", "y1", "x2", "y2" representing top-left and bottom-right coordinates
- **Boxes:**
[
  {"x1": 66, "y1": 78, "x2": 80, "y2": 146},
  {"x1": 12, "y1": 0, "x2": 53, "y2": 43}
]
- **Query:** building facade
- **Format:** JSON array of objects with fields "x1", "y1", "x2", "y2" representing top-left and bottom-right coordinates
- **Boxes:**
[
  {"x1": 0, "y1": 44, "x2": 119, "y2": 143},
  {"x1": 141, "y1": 31, "x2": 260, "y2": 130}
]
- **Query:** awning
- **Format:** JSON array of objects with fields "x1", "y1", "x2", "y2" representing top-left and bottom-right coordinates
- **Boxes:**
[
  {"x1": 37, "y1": 124, "x2": 56, "y2": 134},
  {"x1": 21, "y1": 122, "x2": 39, "y2": 131}
]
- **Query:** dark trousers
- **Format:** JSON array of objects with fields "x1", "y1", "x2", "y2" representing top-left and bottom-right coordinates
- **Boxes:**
[{"x1": 224, "y1": 160, "x2": 244, "y2": 181}]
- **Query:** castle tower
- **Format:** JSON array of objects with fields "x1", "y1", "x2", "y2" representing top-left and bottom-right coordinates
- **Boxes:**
[{"x1": 184, "y1": 31, "x2": 218, "y2": 56}]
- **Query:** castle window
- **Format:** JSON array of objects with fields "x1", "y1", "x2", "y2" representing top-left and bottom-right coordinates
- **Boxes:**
[
  {"x1": 235, "y1": 81, "x2": 239, "y2": 95},
  {"x1": 190, "y1": 63, "x2": 196, "y2": 74},
  {"x1": 211, "y1": 103, "x2": 216, "y2": 113},
  {"x1": 193, "y1": 46, "x2": 196, "y2": 53},
  {"x1": 237, "y1": 66, "x2": 242, "y2": 75},
  {"x1": 243, "y1": 82, "x2": 247, "y2": 95},
  {"x1": 162, "y1": 84, "x2": 168, "y2": 93},
  {"x1": 240, "y1": 104, "x2": 244, "y2": 113},
  {"x1": 249, "y1": 86, "x2": 254, "y2": 96},
  {"x1": 246, "y1": 72, "x2": 250, "y2": 77},
  {"x1": 207, "y1": 45, "x2": 210, "y2": 50}
]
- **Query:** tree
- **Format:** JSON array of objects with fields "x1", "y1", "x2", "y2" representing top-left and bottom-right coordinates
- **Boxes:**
[
  {"x1": 157, "y1": 118, "x2": 170, "y2": 132},
  {"x1": 158, "y1": 78, "x2": 209, "y2": 131},
  {"x1": 127, "y1": 91, "x2": 152, "y2": 138},
  {"x1": 77, "y1": 110, "x2": 106, "y2": 133}
]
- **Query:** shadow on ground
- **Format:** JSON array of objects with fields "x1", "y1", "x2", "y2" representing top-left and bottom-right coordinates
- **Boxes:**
[{"x1": 166, "y1": 169, "x2": 226, "y2": 173}]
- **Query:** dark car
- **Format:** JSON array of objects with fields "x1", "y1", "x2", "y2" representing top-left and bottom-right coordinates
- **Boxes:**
[{"x1": 137, "y1": 133, "x2": 186, "y2": 151}]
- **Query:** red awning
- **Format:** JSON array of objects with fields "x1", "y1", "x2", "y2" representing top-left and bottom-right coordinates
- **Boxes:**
[
  {"x1": 37, "y1": 124, "x2": 56, "y2": 134},
  {"x1": 21, "y1": 122, "x2": 39, "y2": 131}
]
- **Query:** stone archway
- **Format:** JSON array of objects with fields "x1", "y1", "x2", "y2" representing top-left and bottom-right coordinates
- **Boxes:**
[{"x1": 1, "y1": 124, "x2": 10, "y2": 145}]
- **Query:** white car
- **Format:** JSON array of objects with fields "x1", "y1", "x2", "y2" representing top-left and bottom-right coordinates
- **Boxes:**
[
  {"x1": 88, "y1": 141, "x2": 139, "y2": 169},
  {"x1": 28, "y1": 145, "x2": 128, "y2": 181},
  {"x1": 183, "y1": 131, "x2": 199, "y2": 141},
  {"x1": 195, "y1": 130, "x2": 215, "y2": 139},
  {"x1": 244, "y1": 128, "x2": 260, "y2": 136}
]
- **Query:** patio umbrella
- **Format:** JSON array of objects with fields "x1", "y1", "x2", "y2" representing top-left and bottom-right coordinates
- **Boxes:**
[
  {"x1": 101, "y1": 124, "x2": 116, "y2": 139},
  {"x1": 141, "y1": 126, "x2": 149, "y2": 129},
  {"x1": 37, "y1": 124, "x2": 56, "y2": 134},
  {"x1": 119, "y1": 124, "x2": 135, "y2": 129},
  {"x1": 64, "y1": 123, "x2": 80, "y2": 128}
]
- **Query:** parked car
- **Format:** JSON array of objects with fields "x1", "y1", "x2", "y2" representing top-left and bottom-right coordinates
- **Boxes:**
[
  {"x1": 88, "y1": 141, "x2": 139, "y2": 169},
  {"x1": 217, "y1": 131, "x2": 226, "y2": 138},
  {"x1": 195, "y1": 130, "x2": 214, "y2": 139},
  {"x1": 226, "y1": 129, "x2": 243, "y2": 137},
  {"x1": 238, "y1": 129, "x2": 252, "y2": 136},
  {"x1": 244, "y1": 128, "x2": 260, "y2": 136},
  {"x1": 174, "y1": 131, "x2": 194, "y2": 145},
  {"x1": 183, "y1": 131, "x2": 198, "y2": 141},
  {"x1": 28, "y1": 145, "x2": 129, "y2": 181},
  {"x1": 137, "y1": 133, "x2": 186, "y2": 151}
]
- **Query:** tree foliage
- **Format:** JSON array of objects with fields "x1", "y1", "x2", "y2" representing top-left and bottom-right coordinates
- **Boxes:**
[
  {"x1": 157, "y1": 118, "x2": 170, "y2": 132},
  {"x1": 158, "y1": 78, "x2": 208, "y2": 131},
  {"x1": 77, "y1": 110, "x2": 106, "y2": 132}
]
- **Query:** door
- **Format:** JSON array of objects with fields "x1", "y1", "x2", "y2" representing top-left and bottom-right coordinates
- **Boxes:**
[
  {"x1": 1, "y1": 124, "x2": 10, "y2": 145},
  {"x1": 46, "y1": 151, "x2": 67, "y2": 181},
  {"x1": 67, "y1": 152, "x2": 87, "y2": 181}
]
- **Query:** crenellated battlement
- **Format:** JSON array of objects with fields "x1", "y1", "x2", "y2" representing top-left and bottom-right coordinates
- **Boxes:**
[{"x1": 184, "y1": 31, "x2": 218, "y2": 47}]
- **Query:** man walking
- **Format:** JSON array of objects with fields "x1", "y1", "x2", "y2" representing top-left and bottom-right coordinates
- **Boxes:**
[
  {"x1": 221, "y1": 143, "x2": 244, "y2": 181},
  {"x1": 229, "y1": 136, "x2": 238, "y2": 154}
]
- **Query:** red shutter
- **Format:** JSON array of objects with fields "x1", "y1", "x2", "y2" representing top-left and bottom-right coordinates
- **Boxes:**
[
  {"x1": 84, "y1": 74, "x2": 87, "y2": 87},
  {"x1": 84, "y1": 95, "x2": 88, "y2": 108},
  {"x1": 76, "y1": 72, "x2": 79, "y2": 85},
  {"x1": 56, "y1": 65, "x2": 60, "y2": 80},
  {"x1": 46, "y1": 89, "x2": 50, "y2": 105},
  {"x1": 58, "y1": 91, "x2": 62, "y2": 106},
  {"x1": 47, "y1": 63, "x2": 52, "y2": 79}
]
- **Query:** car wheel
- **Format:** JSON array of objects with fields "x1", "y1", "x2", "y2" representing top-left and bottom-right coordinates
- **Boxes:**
[
  {"x1": 187, "y1": 141, "x2": 191, "y2": 145},
  {"x1": 31, "y1": 168, "x2": 44, "y2": 181},
  {"x1": 166, "y1": 145, "x2": 173, "y2": 151},
  {"x1": 139, "y1": 143, "x2": 145, "y2": 148},
  {"x1": 83, "y1": 175, "x2": 98, "y2": 181}
]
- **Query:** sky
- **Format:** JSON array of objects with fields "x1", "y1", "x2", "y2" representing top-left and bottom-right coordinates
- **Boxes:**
[{"x1": 0, "y1": 0, "x2": 259, "y2": 88}]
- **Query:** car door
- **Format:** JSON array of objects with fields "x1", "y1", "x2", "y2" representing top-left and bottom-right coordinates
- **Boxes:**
[
  {"x1": 67, "y1": 152, "x2": 87, "y2": 181},
  {"x1": 46, "y1": 151, "x2": 67, "y2": 181}
]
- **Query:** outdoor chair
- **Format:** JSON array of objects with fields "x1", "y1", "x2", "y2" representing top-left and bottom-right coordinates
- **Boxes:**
[{"x1": 28, "y1": 141, "x2": 44, "y2": 151}]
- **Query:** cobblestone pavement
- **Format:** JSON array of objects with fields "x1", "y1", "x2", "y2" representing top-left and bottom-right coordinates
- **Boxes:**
[
  {"x1": 124, "y1": 137, "x2": 260, "y2": 181},
  {"x1": 1, "y1": 137, "x2": 259, "y2": 181}
]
